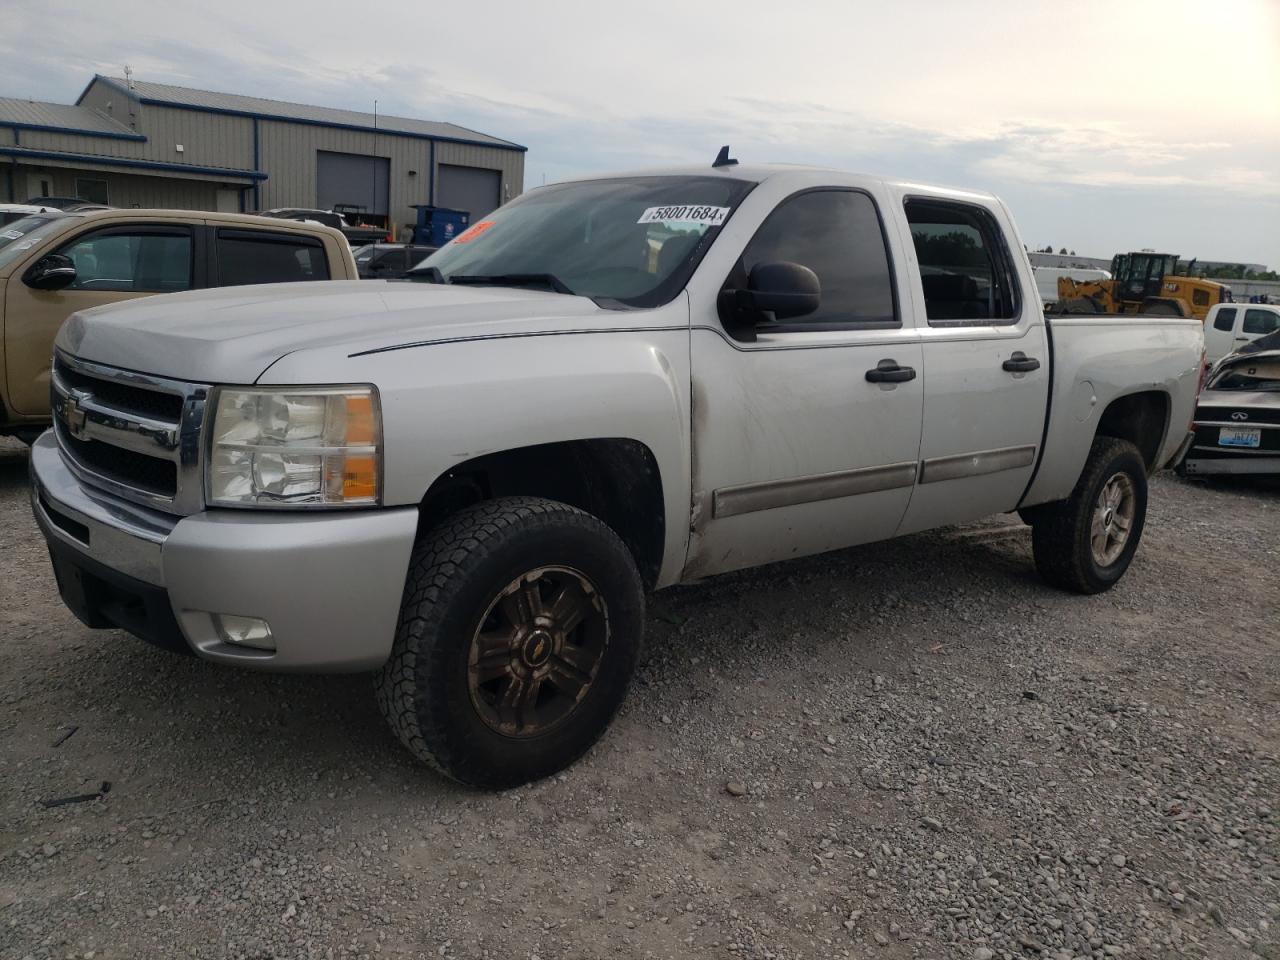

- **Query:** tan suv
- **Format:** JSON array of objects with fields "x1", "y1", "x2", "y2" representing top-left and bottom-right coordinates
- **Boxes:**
[{"x1": 0, "y1": 209, "x2": 357, "y2": 441}]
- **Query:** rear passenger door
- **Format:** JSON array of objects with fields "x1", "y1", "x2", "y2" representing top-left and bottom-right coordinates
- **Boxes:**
[
  {"x1": 210, "y1": 227, "x2": 332, "y2": 287},
  {"x1": 893, "y1": 195, "x2": 1049, "y2": 535}
]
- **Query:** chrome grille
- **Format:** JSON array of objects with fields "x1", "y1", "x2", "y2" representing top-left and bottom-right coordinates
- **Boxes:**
[{"x1": 51, "y1": 351, "x2": 210, "y2": 515}]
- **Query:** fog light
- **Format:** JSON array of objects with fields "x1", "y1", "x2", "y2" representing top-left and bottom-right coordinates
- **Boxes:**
[{"x1": 212, "y1": 613, "x2": 275, "y2": 651}]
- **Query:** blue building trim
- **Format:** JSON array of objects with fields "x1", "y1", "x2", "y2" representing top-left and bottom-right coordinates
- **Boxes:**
[
  {"x1": 85, "y1": 76, "x2": 526, "y2": 153},
  {"x1": 0, "y1": 146, "x2": 267, "y2": 181},
  {"x1": 1, "y1": 120, "x2": 145, "y2": 142},
  {"x1": 252, "y1": 117, "x2": 261, "y2": 210}
]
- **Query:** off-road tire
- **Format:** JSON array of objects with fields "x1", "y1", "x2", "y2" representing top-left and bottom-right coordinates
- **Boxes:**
[
  {"x1": 1029, "y1": 437, "x2": 1148, "y2": 594},
  {"x1": 375, "y1": 497, "x2": 644, "y2": 788}
]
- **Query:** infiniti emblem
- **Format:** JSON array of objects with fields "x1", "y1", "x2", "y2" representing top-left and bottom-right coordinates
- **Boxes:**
[{"x1": 1230, "y1": 412, "x2": 1249, "y2": 421}]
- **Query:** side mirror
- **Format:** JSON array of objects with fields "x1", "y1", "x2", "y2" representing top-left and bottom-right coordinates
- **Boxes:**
[
  {"x1": 23, "y1": 254, "x2": 77, "y2": 291},
  {"x1": 719, "y1": 261, "x2": 821, "y2": 335},
  {"x1": 744, "y1": 262, "x2": 821, "y2": 318}
]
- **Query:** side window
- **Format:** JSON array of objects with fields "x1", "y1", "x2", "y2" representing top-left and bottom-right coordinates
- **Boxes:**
[
  {"x1": 59, "y1": 229, "x2": 193, "y2": 293},
  {"x1": 216, "y1": 230, "x2": 331, "y2": 286},
  {"x1": 74, "y1": 178, "x2": 110, "y2": 205},
  {"x1": 1243, "y1": 309, "x2": 1280, "y2": 336},
  {"x1": 1192, "y1": 288, "x2": 1210, "y2": 307},
  {"x1": 735, "y1": 190, "x2": 896, "y2": 327},
  {"x1": 905, "y1": 199, "x2": 1019, "y2": 323},
  {"x1": 1213, "y1": 307, "x2": 1237, "y2": 332}
]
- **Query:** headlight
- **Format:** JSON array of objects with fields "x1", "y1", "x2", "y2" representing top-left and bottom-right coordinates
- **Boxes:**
[{"x1": 206, "y1": 386, "x2": 381, "y2": 507}]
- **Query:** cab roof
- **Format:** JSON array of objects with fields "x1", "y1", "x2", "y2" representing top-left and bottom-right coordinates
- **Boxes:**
[{"x1": 547, "y1": 161, "x2": 1002, "y2": 204}]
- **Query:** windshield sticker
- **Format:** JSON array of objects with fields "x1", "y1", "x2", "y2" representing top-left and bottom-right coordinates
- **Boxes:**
[
  {"x1": 637, "y1": 205, "x2": 730, "y2": 226},
  {"x1": 12, "y1": 240, "x2": 38, "y2": 251},
  {"x1": 452, "y1": 220, "x2": 496, "y2": 244},
  {"x1": 0, "y1": 230, "x2": 23, "y2": 240}
]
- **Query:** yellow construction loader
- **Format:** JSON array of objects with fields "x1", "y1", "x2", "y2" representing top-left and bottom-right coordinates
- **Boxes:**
[{"x1": 1056, "y1": 252, "x2": 1231, "y2": 322}]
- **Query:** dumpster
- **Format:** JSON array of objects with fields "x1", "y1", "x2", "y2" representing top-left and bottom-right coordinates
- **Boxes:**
[{"x1": 410, "y1": 206, "x2": 470, "y2": 247}]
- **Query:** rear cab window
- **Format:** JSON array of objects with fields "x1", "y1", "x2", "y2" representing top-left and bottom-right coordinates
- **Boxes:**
[
  {"x1": 215, "y1": 229, "x2": 331, "y2": 286},
  {"x1": 905, "y1": 199, "x2": 1020, "y2": 324}
]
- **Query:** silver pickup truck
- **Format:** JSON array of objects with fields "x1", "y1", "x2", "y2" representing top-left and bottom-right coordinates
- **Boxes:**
[{"x1": 30, "y1": 159, "x2": 1205, "y2": 787}]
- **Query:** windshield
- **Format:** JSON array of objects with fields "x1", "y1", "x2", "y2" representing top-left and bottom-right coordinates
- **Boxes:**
[
  {"x1": 1208, "y1": 357, "x2": 1280, "y2": 392},
  {"x1": 409, "y1": 175, "x2": 755, "y2": 306},
  {"x1": 0, "y1": 216, "x2": 66, "y2": 270}
]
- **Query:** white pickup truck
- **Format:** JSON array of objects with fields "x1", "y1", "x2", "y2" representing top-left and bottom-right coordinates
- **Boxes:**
[{"x1": 30, "y1": 157, "x2": 1205, "y2": 787}]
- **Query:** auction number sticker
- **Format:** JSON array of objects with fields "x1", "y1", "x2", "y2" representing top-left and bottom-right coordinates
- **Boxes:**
[
  {"x1": 637, "y1": 205, "x2": 730, "y2": 226},
  {"x1": 0, "y1": 230, "x2": 22, "y2": 240}
]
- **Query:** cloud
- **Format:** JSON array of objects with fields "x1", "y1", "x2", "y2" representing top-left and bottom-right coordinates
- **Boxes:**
[{"x1": 1, "y1": 0, "x2": 1276, "y2": 264}]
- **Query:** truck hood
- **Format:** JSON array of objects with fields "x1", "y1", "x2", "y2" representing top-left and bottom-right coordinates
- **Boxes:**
[{"x1": 56, "y1": 281, "x2": 622, "y2": 383}]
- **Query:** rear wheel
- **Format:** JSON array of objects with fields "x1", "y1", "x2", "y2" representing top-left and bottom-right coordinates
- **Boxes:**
[
  {"x1": 375, "y1": 497, "x2": 644, "y2": 788},
  {"x1": 1029, "y1": 437, "x2": 1148, "y2": 594}
]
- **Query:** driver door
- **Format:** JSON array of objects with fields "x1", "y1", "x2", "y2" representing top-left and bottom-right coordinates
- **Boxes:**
[
  {"x1": 687, "y1": 186, "x2": 924, "y2": 577},
  {"x1": 4, "y1": 224, "x2": 195, "y2": 415}
]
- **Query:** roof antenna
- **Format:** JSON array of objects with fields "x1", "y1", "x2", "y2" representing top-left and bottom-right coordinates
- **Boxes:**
[
  {"x1": 712, "y1": 145, "x2": 738, "y2": 168},
  {"x1": 124, "y1": 64, "x2": 135, "y2": 90}
]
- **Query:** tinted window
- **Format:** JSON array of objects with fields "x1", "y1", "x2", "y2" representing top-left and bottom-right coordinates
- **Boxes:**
[
  {"x1": 1213, "y1": 307, "x2": 1237, "y2": 331},
  {"x1": 59, "y1": 230, "x2": 192, "y2": 293},
  {"x1": 906, "y1": 200, "x2": 1018, "y2": 323},
  {"x1": 736, "y1": 190, "x2": 895, "y2": 326},
  {"x1": 216, "y1": 231, "x2": 330, "y2": 286},
  {"x1": 1243, "y1": 308, "x2": 1280, "y2": 336}
]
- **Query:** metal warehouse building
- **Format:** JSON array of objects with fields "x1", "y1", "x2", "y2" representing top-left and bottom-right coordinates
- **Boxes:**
[{"x1": 1, "y1": 75, "x2": 525, "y2": 234}]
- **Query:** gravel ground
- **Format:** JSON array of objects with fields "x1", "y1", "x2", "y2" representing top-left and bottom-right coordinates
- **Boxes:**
[{"x1": 1, "y1": 434, "x2": 1277, "y2": 960}]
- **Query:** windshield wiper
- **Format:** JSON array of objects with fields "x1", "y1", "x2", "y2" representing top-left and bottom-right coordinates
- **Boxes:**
[
  {"x1": 448, "y1": 273, "x2": 575, "y2": 295},
  {"x1": 404, "y1": 265, "x2": 445, "y2": 283}
]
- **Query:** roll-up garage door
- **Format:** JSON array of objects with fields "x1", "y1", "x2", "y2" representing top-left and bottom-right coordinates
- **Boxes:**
[
  {"x1": 316, "y1": 151, "x2": 389, "y2": 214},
  {"x1": 437, "y1": 164, "x2": 501, "y2": 220}
]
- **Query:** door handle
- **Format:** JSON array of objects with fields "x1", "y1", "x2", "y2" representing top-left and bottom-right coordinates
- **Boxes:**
[
  {"x1": 1002, "y1": 351, "x2": 1041, "y2": 373},
  {"x1": 865, "y1": 359, "x2": 916, "y2": 383}
]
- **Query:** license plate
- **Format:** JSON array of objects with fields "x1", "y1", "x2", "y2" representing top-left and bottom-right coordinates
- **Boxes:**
[{"x1": 1218, "y1": 426, "x2": 1262, "y2": 448}]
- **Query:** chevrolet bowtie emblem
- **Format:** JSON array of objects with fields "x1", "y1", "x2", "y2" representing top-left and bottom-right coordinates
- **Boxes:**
[{"x1": 62, "y1": 393, "x2": 88, "y2": 439}]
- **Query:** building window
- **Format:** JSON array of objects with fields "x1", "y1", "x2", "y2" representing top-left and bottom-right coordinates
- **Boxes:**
[{"x1": 74, "y1": 178, "x2": 110, "y2": 205}]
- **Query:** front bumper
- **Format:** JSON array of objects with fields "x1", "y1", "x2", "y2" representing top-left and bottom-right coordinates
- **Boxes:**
[{"x1": 30, "y1": 431, "x2": 419, "y2": 672}]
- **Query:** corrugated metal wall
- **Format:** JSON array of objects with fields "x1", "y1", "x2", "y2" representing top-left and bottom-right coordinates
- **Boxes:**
[
  {"x1": 6, "y1": 162, "x2": 230, "y2": 208},
  {"x1": 6, "y1": 80, "x2": 525, "y2": 230},
  {"x1": 436, "y1": 142, "x2": 524, "y2": 211},
  {"x1": 257, "y1": 123, "x2": 524, "y2": 235}
]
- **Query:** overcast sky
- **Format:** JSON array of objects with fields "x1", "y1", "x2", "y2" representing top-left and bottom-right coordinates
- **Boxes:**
[{"x1": 4, "y1": 0, "x2": 1278, "y2": 266}]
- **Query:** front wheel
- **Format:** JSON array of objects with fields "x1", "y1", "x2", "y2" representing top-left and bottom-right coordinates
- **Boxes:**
[
  {"x1": 1029, "y1": 437, "x2": 1148, "y2": 594},
  {"x1": 375, "y1": 497, "x2": 644, "y2": 788}
]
